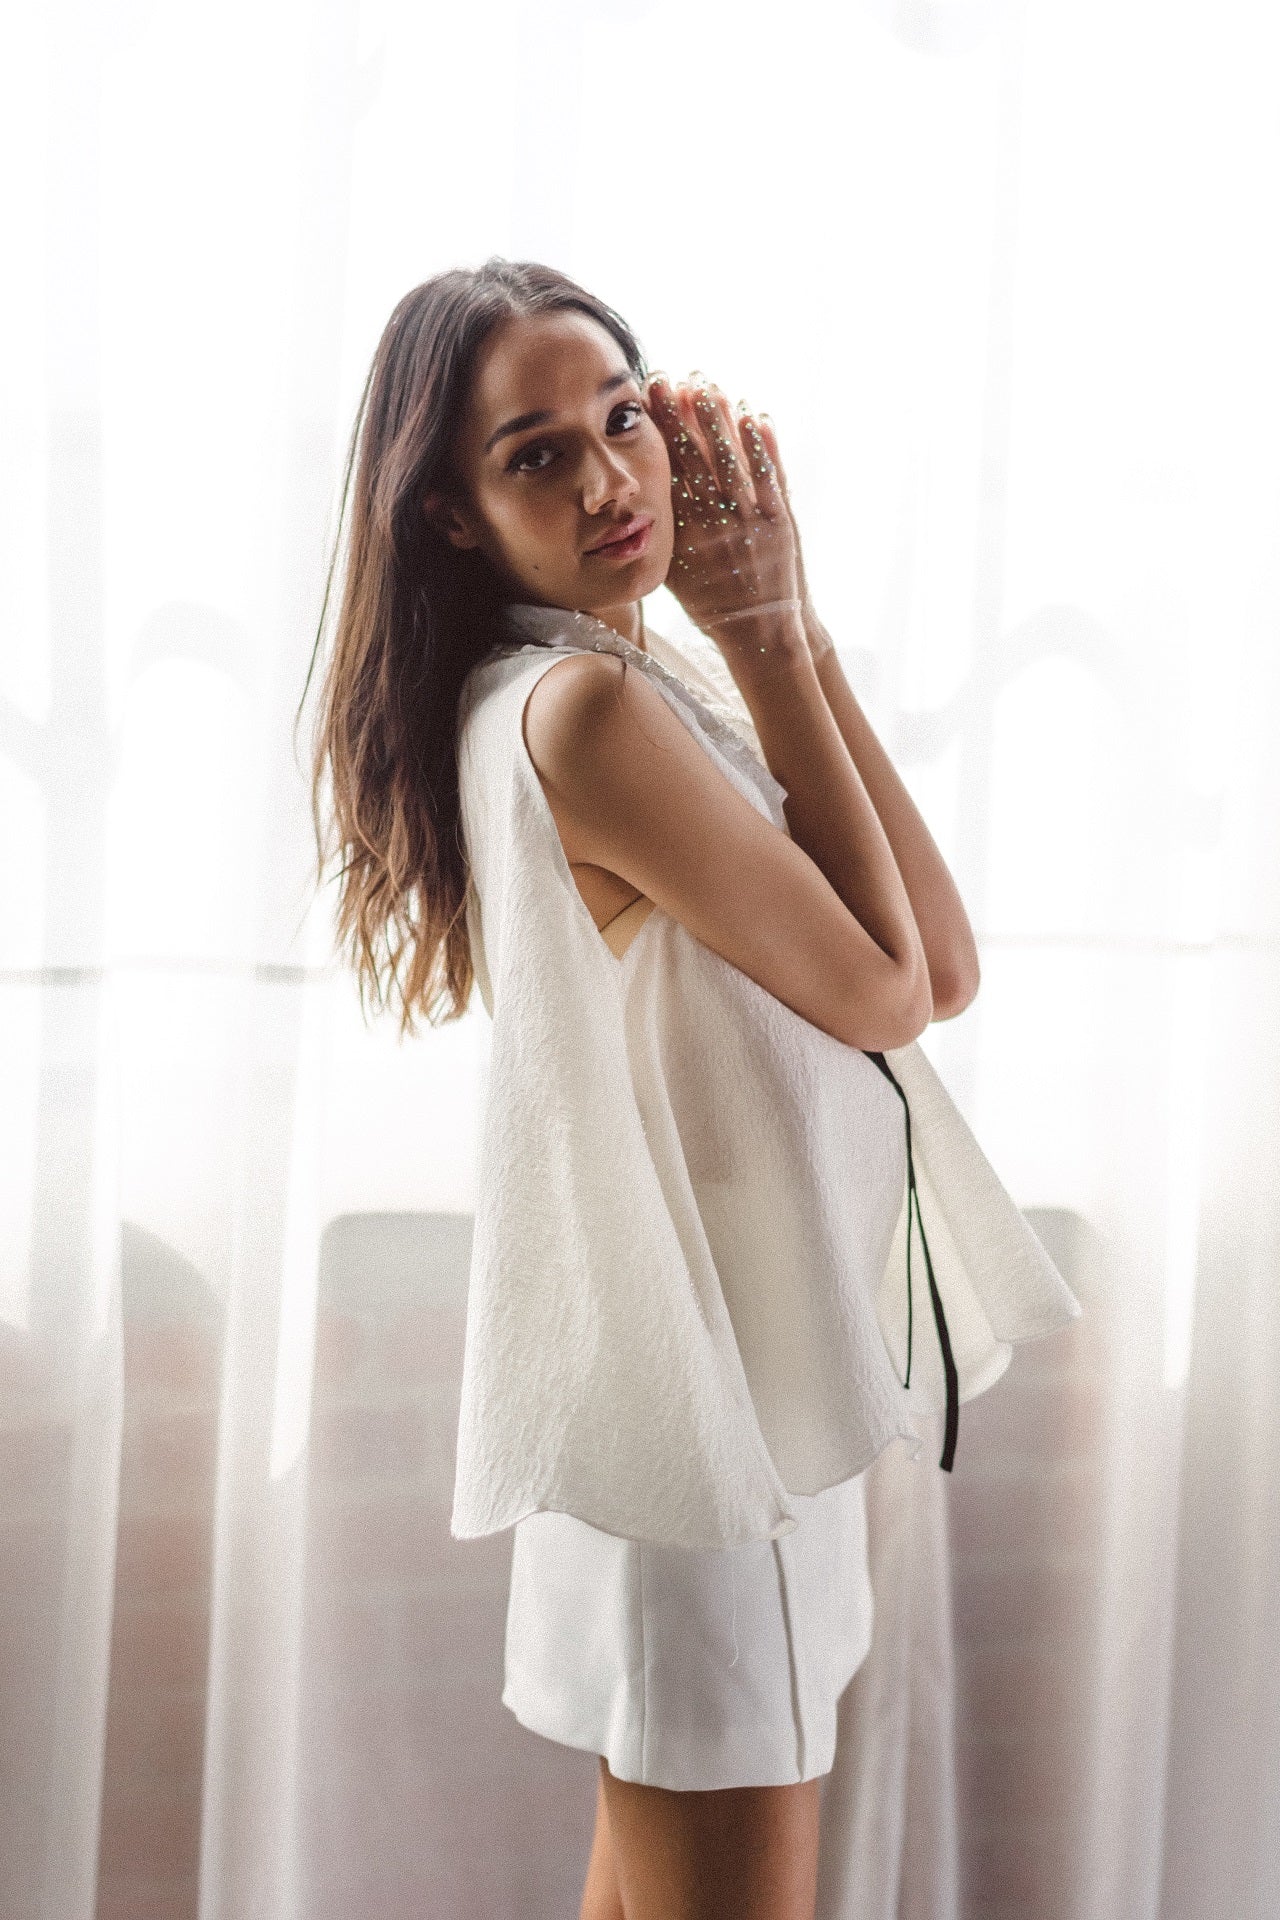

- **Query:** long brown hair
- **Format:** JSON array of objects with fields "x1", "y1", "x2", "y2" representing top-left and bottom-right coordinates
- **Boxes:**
[{"x1": 298, "y1": 259, "x2": 647, "y2": 1032}]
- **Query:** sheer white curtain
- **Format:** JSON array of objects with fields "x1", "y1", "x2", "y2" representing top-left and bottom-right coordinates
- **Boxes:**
[{"x1": 3, "y1": 1, "x2": 1277, "y2": 1916}]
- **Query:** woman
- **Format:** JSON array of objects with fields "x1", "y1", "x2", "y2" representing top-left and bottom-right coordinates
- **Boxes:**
[{"x1": 303, "y1": 259, "x2": 1079, "y2": 1920}]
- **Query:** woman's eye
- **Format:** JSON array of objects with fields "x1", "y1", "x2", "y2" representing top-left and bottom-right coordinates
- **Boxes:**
[
  {"x1": 509, "y1": 441, "x2": 557, "y2": 475},
  {"x1": 507, "y1": 401, "x2": 642, "y2": 474}
]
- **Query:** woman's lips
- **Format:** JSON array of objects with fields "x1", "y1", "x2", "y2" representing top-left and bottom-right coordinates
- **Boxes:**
[{"x1": 585, "y1": 515, "x2": 654, "y2": 562}]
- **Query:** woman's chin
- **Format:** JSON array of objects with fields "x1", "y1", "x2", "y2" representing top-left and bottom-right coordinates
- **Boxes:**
[
  {"x1": 579, "y1": 552, "x2": 672, "y2": 612},
  {"x1": 637, "y1": 550, "x2": 674, "y2": 601}
]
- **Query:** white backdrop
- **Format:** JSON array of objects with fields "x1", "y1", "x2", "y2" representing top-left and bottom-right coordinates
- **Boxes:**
[{"x1": 2, "y1": 1, "x2": 1278, "y2": 1916}]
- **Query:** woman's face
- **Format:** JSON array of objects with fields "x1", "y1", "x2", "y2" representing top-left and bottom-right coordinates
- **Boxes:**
[{"x1": 433, "y1": 308, "x2": 675, "y2": 615}]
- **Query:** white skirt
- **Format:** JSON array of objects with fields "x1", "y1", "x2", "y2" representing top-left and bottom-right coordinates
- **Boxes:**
[{"x1": 501, "y1": 1472, "x2": 874, "y2": 1791}]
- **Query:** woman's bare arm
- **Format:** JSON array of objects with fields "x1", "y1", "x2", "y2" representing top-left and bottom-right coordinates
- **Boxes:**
[
  {"x1": 744, "y1": 397, "x2": 981, "y2": 1023},
  {"x1": 807, "y1": 630, "x2": 980, "y2": 1019},
  {"x1": 523, "y1": 643, "x2": 933, "y2": 1053},
  {"x1": 712, "y1": 623, "x2": 933, "y2": 998}
]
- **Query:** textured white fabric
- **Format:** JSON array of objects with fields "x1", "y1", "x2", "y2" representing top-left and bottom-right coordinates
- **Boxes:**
[
  {"x1": 503, "y1": 1473, "x2": 876, "y2": 1790},
  {"x1": 451, "y1": 604, "x2": 1082, "y2": 1552}
]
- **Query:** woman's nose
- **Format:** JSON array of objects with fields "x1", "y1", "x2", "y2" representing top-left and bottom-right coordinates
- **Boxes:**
[{"x1": 580, "y1": 439, "x2": 638, "y2": 515}]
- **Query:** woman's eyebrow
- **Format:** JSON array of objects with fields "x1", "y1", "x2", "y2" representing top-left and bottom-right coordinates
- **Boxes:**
[{"x1": 483, "y1": 369, "x2": 635, "y2": 456}]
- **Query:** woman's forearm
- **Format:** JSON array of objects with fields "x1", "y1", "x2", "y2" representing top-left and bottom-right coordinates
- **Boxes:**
[
  {"x1": 714, "y1": 613, "x2": 932, "y2": 1004},
  {"x1": 807, "y1": 616, "x2": 980, "y2": 1017}
]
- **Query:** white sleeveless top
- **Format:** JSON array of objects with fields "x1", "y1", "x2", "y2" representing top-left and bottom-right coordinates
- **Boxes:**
[{"x1": 452, "y1": 603, "x2": 1082, "y2": 1552}]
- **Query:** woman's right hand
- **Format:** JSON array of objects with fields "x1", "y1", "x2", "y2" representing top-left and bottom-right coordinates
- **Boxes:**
[{"x1": 645, "y1": 374, "x2": 805, "y2": 658}]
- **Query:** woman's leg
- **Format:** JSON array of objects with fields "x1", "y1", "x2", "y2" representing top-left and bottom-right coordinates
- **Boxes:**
[
  {"x1": 579, "y1": 1766, "x2": 627, "y2": 1920},
  {"x1": 588, "y1": 1754, "x2": 823, "y2": 1920}
]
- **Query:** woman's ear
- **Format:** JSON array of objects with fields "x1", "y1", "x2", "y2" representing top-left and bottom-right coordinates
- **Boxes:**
[{"x1": 422, "y1": 489, "x2": 482, "y2": 551}]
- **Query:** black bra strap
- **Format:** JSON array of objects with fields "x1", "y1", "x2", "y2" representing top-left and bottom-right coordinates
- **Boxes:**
[{"x1": 864, "y1": 1051, "x2": 959, "y2": 1471}]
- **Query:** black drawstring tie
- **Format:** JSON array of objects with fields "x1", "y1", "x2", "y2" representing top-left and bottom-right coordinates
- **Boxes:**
[{"x1": 864, "y1": 1051, "x2": 959, "y2": 1472}]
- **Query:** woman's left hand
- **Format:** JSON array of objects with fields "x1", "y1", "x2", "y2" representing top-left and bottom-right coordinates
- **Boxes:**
[
  {"x1": 646, "y1": 373, "x2": 800, "y2": 624},
  {"x1": 646, "y1": 373, "x2": 831, "y2": 663},
  {"x1": 751, "y1": 411, "x2": 833, "y2": 665}
]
